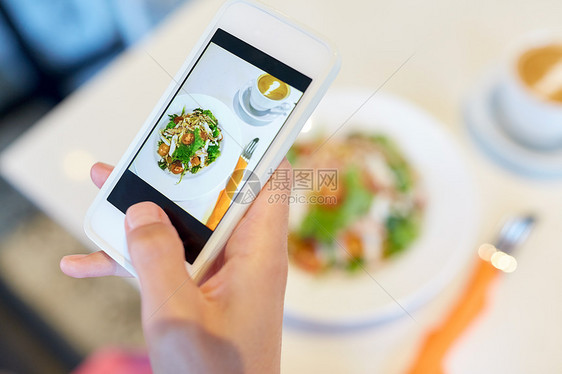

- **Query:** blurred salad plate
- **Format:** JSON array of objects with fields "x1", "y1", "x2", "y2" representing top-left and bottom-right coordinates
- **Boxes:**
[{"x1": 284, "y1": 89, "x2": 479, "y2": 330}]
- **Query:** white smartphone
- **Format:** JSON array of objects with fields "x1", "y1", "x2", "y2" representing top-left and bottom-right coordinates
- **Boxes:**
[{"x1": 84, "y1": 0, "x2": 340, "y2": 281}]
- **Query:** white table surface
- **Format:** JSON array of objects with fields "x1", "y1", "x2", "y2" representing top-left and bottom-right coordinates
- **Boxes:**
[{"x1": 2, "y1": 0, "x2": 562, "y2": 372}]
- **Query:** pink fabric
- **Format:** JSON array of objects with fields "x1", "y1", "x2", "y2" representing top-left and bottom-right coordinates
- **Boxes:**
[{"x1": 72, "y1": 348, "x2": 152, "y2": 374}]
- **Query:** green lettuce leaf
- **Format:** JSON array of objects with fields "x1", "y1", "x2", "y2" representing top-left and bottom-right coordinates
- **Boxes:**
[
  {"x1": 207, "y1": 144, "x2": 221, "y2": 164},
  {"x1": 172, "y1": 128, "x2": 205, "y2": 163},
  {"x1": 299, "y1": 166, "x2": 373, "y2": 243}
]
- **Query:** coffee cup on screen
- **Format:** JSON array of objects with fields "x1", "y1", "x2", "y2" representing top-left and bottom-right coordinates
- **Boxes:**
[
  {"x1": 497, "y1": 41, "x2": 562, "y2": 150},
  {"x1": 249, "y1": 73, "x2": 291, "y2": 112}
]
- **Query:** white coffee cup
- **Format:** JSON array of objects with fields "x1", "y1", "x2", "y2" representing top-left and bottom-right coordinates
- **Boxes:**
[
  {"x1": 497, "y1": 40, "x2": 562, "y2": 150},
  {"x1": 249, "y1": 73, "x2": 291, "y2": 112}
]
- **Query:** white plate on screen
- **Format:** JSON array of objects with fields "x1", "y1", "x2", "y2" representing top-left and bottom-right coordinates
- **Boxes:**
[
  {"x1": 284, "y1": 89, "x2": 479, "y2": 330},
  {"x1": 133, "y1": 94, "x2": 242, "y2": 202}
]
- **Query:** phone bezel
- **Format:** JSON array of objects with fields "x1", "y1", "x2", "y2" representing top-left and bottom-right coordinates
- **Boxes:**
[{"x1": 84, "y1": 0, "x2": 340, "y2": 280}]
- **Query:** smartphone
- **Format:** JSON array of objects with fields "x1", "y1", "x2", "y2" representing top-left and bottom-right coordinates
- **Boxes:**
[{"x1": 84, "y1": 0, "x2": 340, "y2": 281}]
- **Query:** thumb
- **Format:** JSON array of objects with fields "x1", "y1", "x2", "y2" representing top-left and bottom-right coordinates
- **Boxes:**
[{"x1": 125, "y1": 202, "x2": 199, "y2": 320}]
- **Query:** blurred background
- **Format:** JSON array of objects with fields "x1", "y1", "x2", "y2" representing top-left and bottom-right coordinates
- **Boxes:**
[
  {"x1": 1, "y1": 0, "x2": 562, "y2": 373},
  {"x1": 0, "y1": 1, "x2": 186, "y2": 372}
]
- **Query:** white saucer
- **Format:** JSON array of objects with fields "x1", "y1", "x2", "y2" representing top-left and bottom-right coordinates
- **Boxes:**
[
  {"x1": 233, "y1": 82, "x2": 287, "y2": 126},
  {"x1": 464, "y1": 71, "x2": 562, "y2": 179}
]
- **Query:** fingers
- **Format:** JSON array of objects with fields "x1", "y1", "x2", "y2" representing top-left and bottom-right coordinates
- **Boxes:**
[
  {"x1": 248, "y1": 158, "x2": 292, "y2": 227},
  {"x1": 87, "y1": 163, "x2": 199, "y2": 320},
  {"x1": 125, "y1": 202, "x2": 199, "y2": 320},
  {"x1": 91, "y1": 162, "x2": 114, "y2": 188},
  {"x1": 60, "y1": 162, "x2": 120, "y2": 279},
  {"x1": 225, "y1": 158, "x2": 292, "y2": 273},
  {"x1": 60, "y1": 252, "x2": 132, "y2": 278},
  {"x1": 208, "y1": 159, "x2": 291, "y2": 329}
]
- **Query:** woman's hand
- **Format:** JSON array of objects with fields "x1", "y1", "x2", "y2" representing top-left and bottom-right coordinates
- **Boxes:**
[{"x1": 61, "y1": 160, "x2": 292, "y2": 373}]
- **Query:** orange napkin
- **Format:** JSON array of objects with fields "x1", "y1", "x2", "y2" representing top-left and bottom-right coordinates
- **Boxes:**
[
  {"x1": 407, "y1": 259, "x2": 498, "y2": 374},
  {"x1": 205, "y1": 156, "x2": 248, "y2": 230}
]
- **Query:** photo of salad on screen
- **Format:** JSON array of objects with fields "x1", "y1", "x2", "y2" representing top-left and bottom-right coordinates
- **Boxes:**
[{"x1": 157, "y1": 107, "x2": 223, "y2": 182}]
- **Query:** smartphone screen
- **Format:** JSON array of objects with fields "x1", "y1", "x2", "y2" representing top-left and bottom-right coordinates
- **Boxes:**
[{"x1": 107, "y1": 29, "x2": 311, "y2": 263}]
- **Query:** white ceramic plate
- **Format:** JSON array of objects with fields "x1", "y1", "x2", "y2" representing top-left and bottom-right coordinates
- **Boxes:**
[
  {"x1": 284, "y1": 89, "x2": 479, "y2": 330},
  {"x1": 133, "y1": 94, "x2": 242, "y2": 201}
]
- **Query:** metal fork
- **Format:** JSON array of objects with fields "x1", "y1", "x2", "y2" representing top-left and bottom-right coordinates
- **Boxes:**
[
  {"x1": 241, "y1": 138, "x2": 259, "y2": 162},
  {"x1": 407, "y1": 214, "x2": 536, "y2": 374},
  {"x1": 495, "y1": 215, "x2": 536, "y2": 254}
]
